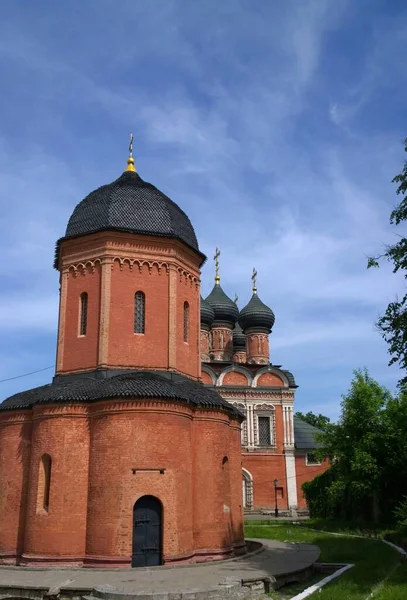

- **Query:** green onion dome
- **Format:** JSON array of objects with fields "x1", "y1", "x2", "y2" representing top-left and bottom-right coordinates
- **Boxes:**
[
  {"x1": 205, "y1": 283, "x2": 239, "y2": 327},
  {"x1": 200, "y1": 295, "x2": 215, "y2": 327},
  {"x1": 238, "y1": 292, "x2": 275, "y2": 332}
]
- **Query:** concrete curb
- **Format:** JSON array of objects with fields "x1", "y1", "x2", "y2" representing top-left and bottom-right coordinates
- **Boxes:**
[{"x1": 0, "y1": 541, "x2": 266, "y2": 573}]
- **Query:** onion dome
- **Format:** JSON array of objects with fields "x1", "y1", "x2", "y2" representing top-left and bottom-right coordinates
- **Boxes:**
[
  {"x1": 200, "y1": 295, "x2": 215, "y2": 327},
  {"x1": 205, "y1": 247, "x2": 238, "y2": 327},
  {"x1": 54, "y1": 137, "x2": 205, "y2": 268},
  {"x1": 238, "y1": 268, "x2": 275, "y2": 332},
  {"x1": 205, "y1": 283, "x2": 239, "y2": 326},
  {"x1": 233, "y1": 322, "x2": 246, "y2": 350},
  {"x1": 239, "y1": 293, "x2": 275, "y2": 332}
]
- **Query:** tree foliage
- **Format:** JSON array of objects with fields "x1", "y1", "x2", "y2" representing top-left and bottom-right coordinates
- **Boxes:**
[
  {"x1": 294, "y1": 411, "x2": 331, "y2": 431},
  {"x1": 303, "y1": 369, "x2": 407, "y2": 523},
  {"x1": 368, "y1": 138, "x2": 407, "y2": 387}
]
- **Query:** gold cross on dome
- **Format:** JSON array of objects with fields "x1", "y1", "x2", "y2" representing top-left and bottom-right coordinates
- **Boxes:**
[
  {"x1": 214, "y1": 247, "x2": 221, "y2": 283},
  {"x1": 129, "y1": 132, "x2": 134, "y2": 157},
  {"x1": 252, "y1": 267, "x2": 257, "y2": 293},
  {"x1": 125, "y1": 132, "x2": 136, "y2": 172}
]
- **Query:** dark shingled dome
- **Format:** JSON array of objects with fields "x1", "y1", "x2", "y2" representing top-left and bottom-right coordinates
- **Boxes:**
[
  {"x1": 58, "y1": 170, "x2": 204, "y2": 263},
  {"x1": 0, "y1": 371, "x2": 242, "y2": 419},
  {"x1": 233, "y1": 322, "x2": 246, "y2": 350},
  {"x1": 205, "y1": 283, "x2": 239, "y2": 326},
  {"x1": 239, "y1": 293, "x2": 275, "y2": 332},
  {"x1": 200, "y1": 296, "x2": 215, "y2": 327}
]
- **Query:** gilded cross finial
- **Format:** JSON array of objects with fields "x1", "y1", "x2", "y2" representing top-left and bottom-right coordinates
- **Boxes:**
[
  {"x1": 125, "y1": 132, "x2": 136, "y2": 172},
  {"x1": 234, "y1": 293, "x2": 238, "y2": 305},
  {"x1": 214, "y1": 247, "x2": 221, "y2": 283},
  {"x1": 252, "y1": 267, "x2": 257, "y2": 294}
]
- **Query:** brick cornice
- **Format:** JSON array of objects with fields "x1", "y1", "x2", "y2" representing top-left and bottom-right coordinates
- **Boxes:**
[
  {"x1": 32, "y1": 404, "x2": 89, "y2": 420},
  {"x1": 0, "y1": 410, "x2": 32, "y2": 425},
  {"x1": 59, "y1": 232, "x2": 201, "y2": 276},
  {"x1": 218, "y1": 389, "x2": 294, "y2": 401}
]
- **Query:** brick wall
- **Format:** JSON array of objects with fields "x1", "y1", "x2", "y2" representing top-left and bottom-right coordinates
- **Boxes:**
[
  {"x1": 242, "y1": 454, "x2": 288, "y2": 510},
  {"x1": 0, "y1": 412, "x2": 31, "y2": 563},
  {"x1": 0, "y1": 401, "x2": 244, "y2": 566},
  {"x1": 295, "y1": 454, "x2": 330, "y2": 509}
]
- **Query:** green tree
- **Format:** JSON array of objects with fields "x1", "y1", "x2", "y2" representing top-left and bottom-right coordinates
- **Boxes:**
[
  {"x1": 368, "y1": 137, "x2": 407, "y2": 387},
  {"x1": 294, "y1": 411, "x2": 331, "y2": 431},
  {"x1": 305, "y1": 369, "x2": 400, "y2": 521}
]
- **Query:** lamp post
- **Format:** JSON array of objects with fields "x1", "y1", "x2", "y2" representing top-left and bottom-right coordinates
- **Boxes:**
[{"x1": 273, "y1": 478, "x2": 279, "y2": 518}]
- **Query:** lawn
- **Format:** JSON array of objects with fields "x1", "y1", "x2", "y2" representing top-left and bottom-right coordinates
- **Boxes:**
[{"x1": 244, "y1": 522, "x2": 407, "y2": 599}]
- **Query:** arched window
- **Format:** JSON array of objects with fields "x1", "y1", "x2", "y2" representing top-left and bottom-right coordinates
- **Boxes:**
[
  {"x1": 134, "y1": 291, "x2": 145, "y2": 334},
  {"x1": 37, "y1": 454, "x2": 52, "y2": 513},
  {"x1": 79, "y1": 292, "x2": 88, "y2": 336},
  {"x1": 183, "y1": 301, "x2": 189, "y2": 342}
]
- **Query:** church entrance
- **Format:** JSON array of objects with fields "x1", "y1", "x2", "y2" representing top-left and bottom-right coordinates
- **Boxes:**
[{"x1": 132, "y1": 495, "x2": 163, "y2": 567}]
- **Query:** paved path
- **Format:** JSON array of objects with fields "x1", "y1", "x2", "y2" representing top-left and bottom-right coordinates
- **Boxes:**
[{"x1": 0, "y1": 539, "x2": 320, "y2": 594}]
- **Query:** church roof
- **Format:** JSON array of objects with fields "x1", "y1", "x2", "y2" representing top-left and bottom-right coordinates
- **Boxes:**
[
  {"x1": 294, "y1": 417, "x2": 323, "y2": 449},
  {"x1": 54, "y1": 170, "x2": 205, "y2": 268},
  {"x1": 0, "y1": 371, "x2": 242, "y2": 419},
  {"x1": 233, "y1": 322, "x2": 246, "y2": 349},
  {"x1": 205, "y1": 283, "x2": 239, "y2": 326},
  {"x1": 200, "y1": 295, "x2": 215, "y2": 327},
  {"x1": 238, "y1": 292, "x2": 275, "y2": 332}
]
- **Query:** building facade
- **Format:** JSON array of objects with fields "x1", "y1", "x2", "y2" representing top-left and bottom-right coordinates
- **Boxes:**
[
  {"x1": 0, "y1": 151, "x2": 245, "y2": 568},
  {"x1": 200, "y1": 269, "x2": 329, "y2": 514}
]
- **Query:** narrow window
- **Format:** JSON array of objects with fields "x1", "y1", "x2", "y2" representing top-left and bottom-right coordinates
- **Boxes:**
[
  {"x1": 258, "y1": 416, "x2": 271, "y2": 445},
  {"x1": 134, "y1": 291, "x2": 145, "y2": 334},
  {"x1": 79, "y1": 292, "x2": 88, "y2": 336},
  {"x1": 183, "y1": 301, "x2": 190, "y2": 342},
  {"x1": 37, "y1": 454, "x2": 52, "y2": 513}
]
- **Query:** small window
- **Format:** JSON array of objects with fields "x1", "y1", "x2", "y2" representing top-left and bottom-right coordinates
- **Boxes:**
[
  {"x1": 134, "y1": 291, "x2": 145, "y2": 334},
  {"x1": 258, "y1": 416, "x2": 272, "y2": 445},
  {"x1": 79, "y1": 292, "x2": 88, "y2": 336},
  {"x1": 37, "y1": 454, "x2": 52, "y2": 513},
  {"x1": 306, "y1": 452, "x2": 321, "y2": 466},
  {"x1": 183, "y1": 301, "x2": 189, "y2": 342}
]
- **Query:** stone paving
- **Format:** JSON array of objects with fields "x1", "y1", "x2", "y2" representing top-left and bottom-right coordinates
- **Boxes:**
[{"x1": 0, "y1": 539, "x2": 320, "y2": 596}]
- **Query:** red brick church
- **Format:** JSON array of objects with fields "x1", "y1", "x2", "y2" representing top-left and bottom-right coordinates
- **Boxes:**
[
  {"x1": 0, "y1": 142, "x2": 327, "y2": 568},
  {"x1": 200, "y1": 263, "x2": 328, "y2": 513}
]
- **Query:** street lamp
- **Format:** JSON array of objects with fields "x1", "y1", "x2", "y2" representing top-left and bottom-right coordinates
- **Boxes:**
[{"x1": 273, "y1": 479, "x2": 279, "y2": 518}]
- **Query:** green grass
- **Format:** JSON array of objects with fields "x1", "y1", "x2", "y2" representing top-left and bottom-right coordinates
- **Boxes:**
[
  {"x1": 244, "y1": 522, "x2": 407, "y2": 599},
  {"x1": 267, "y1": 572, "x2": 327, "y2": 599}
]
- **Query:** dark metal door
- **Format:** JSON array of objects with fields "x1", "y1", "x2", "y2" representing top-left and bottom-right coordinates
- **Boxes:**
[{"x1": 132, "y1": 495, "x2": 162, "y2": 567}]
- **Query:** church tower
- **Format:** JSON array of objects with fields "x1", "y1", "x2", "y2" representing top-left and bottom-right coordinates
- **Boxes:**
[
  {"x1": 0, "y1": 139, "x2": 245, "y2": 568},
  {"x1": 55, "y1": 139, "x2": 204, "y2": 380}
]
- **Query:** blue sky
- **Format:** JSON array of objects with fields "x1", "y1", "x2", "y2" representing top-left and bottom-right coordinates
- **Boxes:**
[{"x1": 0, "y1": 0, "x2": 406, "y2": 420}]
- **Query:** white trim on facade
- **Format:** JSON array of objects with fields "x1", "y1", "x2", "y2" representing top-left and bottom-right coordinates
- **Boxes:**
[
  {"x1": 282, "y1": 405, "x2": 294, "y2": 447},
  {"x1": 284, "y1": 450, "x2": 298, "y2": 510}
]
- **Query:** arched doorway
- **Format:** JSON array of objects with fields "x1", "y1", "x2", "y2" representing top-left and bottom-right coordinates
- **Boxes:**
[
  {"x1": 132, "y1": 495, "x2": 162, "y2": 567},
  {"x1": 242, "y1": 469, "x2": 253, "y2": 510}
]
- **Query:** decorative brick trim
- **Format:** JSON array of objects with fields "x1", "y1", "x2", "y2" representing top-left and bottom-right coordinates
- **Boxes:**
[
  {"x1": 112, "y1": 257, "x2": 170, "y2": 274},
  {"x1": 168, "y1": 265, "x2": 177, "y2": 369},
  {"x1": 0, "y1": 411, "x2": 32, "y2": 425},
  {"x1": 56, "y1": 267, "x2": 69, "y2": 372},
  {"x1": 98, "y1": 257, "x2": 112, "y2": 366}
]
